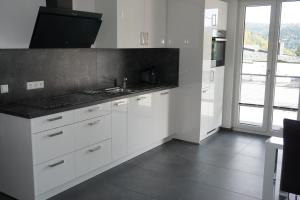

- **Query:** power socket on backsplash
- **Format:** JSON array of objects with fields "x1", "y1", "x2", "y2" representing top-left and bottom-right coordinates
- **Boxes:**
[
  {"x1": 26, "y1": 81, "x2": 44, "y2": 90},
  {"x1": 0, "y1": 84, "x2": 9, "y2": 94}
]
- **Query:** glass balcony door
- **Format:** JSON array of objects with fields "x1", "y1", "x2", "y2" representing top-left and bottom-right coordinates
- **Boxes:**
[
  {"x1": 234, "y1": 1, "x2": 276, "y2": 133},
  {"x1": 234, "y1": 0, "x2": 300, "y2": 134}
]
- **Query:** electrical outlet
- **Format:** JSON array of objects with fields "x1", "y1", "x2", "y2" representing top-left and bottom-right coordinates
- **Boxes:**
[
  {"x1": 27, "y1": 81, "x2": 44, "y2": 90},
  {"x1": 0, "y1": 85, "x2": 9, "y2": 94}
]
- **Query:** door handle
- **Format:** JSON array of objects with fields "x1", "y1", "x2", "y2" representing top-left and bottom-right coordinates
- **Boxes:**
[
  {"x1": 88, "y1": 120, "x2": 101, "y2": 126},
  {"x1": 48, "y1": 160, "x2": 64, "y2": 168},
  {"x1": 47, "y1": 131, "x2": 63, "y2": 138},
  {"x1": 88, "y1": 146, "x2": 102, "y2": 153},
  {"x1": 47, "y1": 116, "x2": 63, "y2": 122},
  {"x1": 88, "y1": 107, "x2": 99, "y2": 112},
  {"x1": 137, "y1": 97, "x2": 147, "y2": 101}
]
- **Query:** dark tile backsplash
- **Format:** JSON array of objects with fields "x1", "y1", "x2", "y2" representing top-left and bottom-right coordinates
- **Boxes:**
[{"x1": 0, "y1": 48, "x2": 179, "y2": 104}]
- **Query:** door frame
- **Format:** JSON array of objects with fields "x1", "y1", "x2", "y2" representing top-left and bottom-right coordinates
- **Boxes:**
[{"x1": 233, "y1": 0, "x2": 279, "y2": 135}]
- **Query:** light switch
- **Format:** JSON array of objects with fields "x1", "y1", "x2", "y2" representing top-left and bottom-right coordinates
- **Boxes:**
[{"x1": 0, "y1": 85, "x2": 9, "y2": 94}]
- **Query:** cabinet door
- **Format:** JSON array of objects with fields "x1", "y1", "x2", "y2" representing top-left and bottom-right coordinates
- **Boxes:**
[
  {"x1": 212, "y1": 67, "x2": 224, "y2": 128},
  {"x1": 111, "y1": 99, "x2": 128, "y2": 161},
  {"x1": 217, "y1": 1, "x2": 227, "y2": 30},
  {"x1": 153, "y1": 90, "x2": 170, "y2": 141},
  {"x1": 200, "y1": 87, "x2": 210, "y2": 141},
  {"x1": 128, "y1": 94, "x2": 154, "y2": 154},
  {"x1": 145, "y1": 0, "x2": 167, "y2": 48},
  {"x1": 167, "y1": 0, "x2": 204, "y2": 48},
  {"x1": 117, "y1": 0, "x2": 145, "y2": 48}
]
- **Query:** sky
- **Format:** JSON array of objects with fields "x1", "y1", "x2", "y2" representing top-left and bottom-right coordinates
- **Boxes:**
[{"x1": 245, "y1": 1, "x2": 300, "y2": 24}]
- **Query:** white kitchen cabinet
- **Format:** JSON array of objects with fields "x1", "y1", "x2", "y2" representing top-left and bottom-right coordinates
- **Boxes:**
[
  {"x1": 153, "y1": 90, "x2": 171, "y2": 141},
  {"x1": 167, "y1": 0, "x2": 203, "y2": 48},
  {"x1": 111, "y1": 99, "x2": 128, "y2": 161},
  {"x1": 200, "y1": 67, "x2": 225, "y2": 140},
  {"x1": 205, "y1": 0, "x2": 227, "y2": 30},
  {"x1": 35, "y1": 154, "x2": 76, "y2": 195},
  {"x1": 213, "y1": 66, "x2": 225, "y2": 128},
  {"x1": 75, "y1": 140, "x2": 111, "y2": 177},
  {"x1": 0, "y1": 89, "x2": 174, "y2": 200},
  {"x1": 95, "y1": 0, "x2": 167, "y2": 48},
  {"x1": 145, "y1": 0, "x2": 167, "y2": 48},
  {"x1": 128, "y1": 94, "x2": 154, "y2": 154}
]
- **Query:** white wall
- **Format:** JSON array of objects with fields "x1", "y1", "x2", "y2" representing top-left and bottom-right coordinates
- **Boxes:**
[
  {"x1": 222, "y1": 0, "x2": 238, "y2": 128},
  {"x1": 0, "y1": 0, "x2": 45, "y2": 49}
]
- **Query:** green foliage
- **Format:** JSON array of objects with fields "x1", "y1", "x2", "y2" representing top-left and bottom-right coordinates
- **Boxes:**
[{"x1": 296, "y1": 47, "x2": 300, "y2": 56}]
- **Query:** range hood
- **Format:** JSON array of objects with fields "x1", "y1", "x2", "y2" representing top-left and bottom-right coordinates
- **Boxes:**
[{"x1": 29, "y1": 0, "x2": 102, "y2": 48}]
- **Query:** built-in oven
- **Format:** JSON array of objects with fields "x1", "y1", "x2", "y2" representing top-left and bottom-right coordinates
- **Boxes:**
[{"x1": 211, "y1": 29, "x2": 226, "y2": 67}]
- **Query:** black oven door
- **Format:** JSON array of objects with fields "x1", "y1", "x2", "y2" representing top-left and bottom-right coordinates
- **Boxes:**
[{"x1": 211, "y1": 38, "x2": 226, "y2": 67}]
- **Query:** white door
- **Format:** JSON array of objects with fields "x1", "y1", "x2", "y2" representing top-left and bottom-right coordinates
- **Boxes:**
[
  {"x1": 234, "y1": 0, "x2": 300, "y2": 134},
  {"x1": 234, "y1": 0, "x2": 276, "y2": 133}
]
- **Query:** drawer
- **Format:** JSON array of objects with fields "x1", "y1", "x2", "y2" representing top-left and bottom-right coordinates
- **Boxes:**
[
  {"x1": 32, "y1": 125, "x2": 75, "y2": 165},
  {"x1": 35, "y1": 154, "x2": 75, "y2": 195},
  {"x1": 75, "y1": 140, "x2": 111, "y2": 177},
  {"x1": 31, "y1": 110, "x2": 75, "y2": 133},
  {"x1": 74, "y1": 102, "x2": 111, "y2": 122},
  {"x1": 112, "y1": 99, "x2": 128, "y2": 112},
  {"x1": 74, "y1": 115, "x2": 111, "y2": 149}
]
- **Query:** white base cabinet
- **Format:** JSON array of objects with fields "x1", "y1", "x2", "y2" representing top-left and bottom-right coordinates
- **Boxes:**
[
  {"x1": 0, "y1": 89, "x2": 174, "y2": 200},
  {"x1": 111, "y1": 99, "x2": 128, "y2": 161},
  {"x1": 128, "y1": 94, "x2": 154, "y2": 154}
]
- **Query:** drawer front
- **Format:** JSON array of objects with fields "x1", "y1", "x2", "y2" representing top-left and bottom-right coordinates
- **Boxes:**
[
  {"x1": 112, "y1": 99, "x2": 128, "y2": 112},
  {"x1": 74, "y1": 115, "x2": 111, "y2": 149},
  {"x1": 35, "y1": 154, "x2": 75, "y2": 195},
  {"x1": 75, "y1": 140, "x2": 111, "y2": 177},
  {"x1": 74, "y1": 102, "x2": 111, "y2": 122},
  {"x1": 31, "y1": 110, "x2": 75, "y2": 133},
  {"x1": 32, "y1": 125, "x2": 75, "y2": 165}
]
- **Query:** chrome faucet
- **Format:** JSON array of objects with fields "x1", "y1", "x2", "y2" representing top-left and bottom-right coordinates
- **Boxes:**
[{"x1": 122, "y1": 77, "x2": 127, "y2": 91}]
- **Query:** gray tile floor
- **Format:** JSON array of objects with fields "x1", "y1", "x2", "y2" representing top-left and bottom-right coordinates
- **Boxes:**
[{"x1": 0, "y1": 130, "x2": 270, "y2": 200}]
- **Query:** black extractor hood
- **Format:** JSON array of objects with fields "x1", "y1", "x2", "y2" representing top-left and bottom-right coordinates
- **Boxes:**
[{"x1": 30, "y1": 0, "x2": 102, "y2": 48}]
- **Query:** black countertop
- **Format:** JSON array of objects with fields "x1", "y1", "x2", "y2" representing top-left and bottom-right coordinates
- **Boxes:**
[{"x1": 0, "y1": 85, "x2": 177, "y2": 119}]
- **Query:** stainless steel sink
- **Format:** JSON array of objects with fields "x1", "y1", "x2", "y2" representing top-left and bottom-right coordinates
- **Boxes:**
[{"x1": 103, "y1": 87, "x2": 136, "y2": 94}]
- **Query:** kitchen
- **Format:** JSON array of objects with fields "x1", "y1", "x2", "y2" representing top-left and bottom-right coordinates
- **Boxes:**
[{"x1": 0, "y1": 0, "x2": 299, "y2": 200}]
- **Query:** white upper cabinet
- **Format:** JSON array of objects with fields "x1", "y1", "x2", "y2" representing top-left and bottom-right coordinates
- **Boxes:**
[
  {"x1": 145, "y1": 0, "x2": 167, "y2": 48},
  {"x1": 205, "y1": 0, "x2": 227, "y2": 30},
  {"x1": 95, "y1": 0, "x2": 167, "y2": 48},
  {"x1": 167, "y1": 0, "x2": 204, "y2": 48}
]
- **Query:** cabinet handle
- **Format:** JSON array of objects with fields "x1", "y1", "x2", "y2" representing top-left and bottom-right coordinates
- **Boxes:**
[
  {"x1": 114, "y1": 101, "x2": 126, "y2": 106},
  {"x1": 48, "y1": 160, "x2": 64, "y2": 168},
  {"x1": 88, "y1": 120, "x2": 101, "y2": 126},
  {"x1": 140, "y1": 32, "x2": 145, "y2": 46},
  {"x1": 160, "y1": 92, "x2": 169, "y2": 95},
  {"x1": 88, "y1": 146, "x2": 102, "y2": 153},
  {"x1": 202, "y1": 89, "x2": 208, "y2": 93},
  {"x1": 47, "y1": 131, "x2": 63, "y2": 138},
  {"x1": 88, "y1": 107, "x2": 99, "y2": 112},
  {"x1": 145, "y1": 32, "x2": 149, "y2": 46},
  {"x1": 212, "y1": 14, "x2": 217, "y2": 26},
  {"x1": 47, "y1": 116, "x2": 63, "y2": 122},
  {"x1": 137, "y1": 97, "x2": 147, "y2": 101}
]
